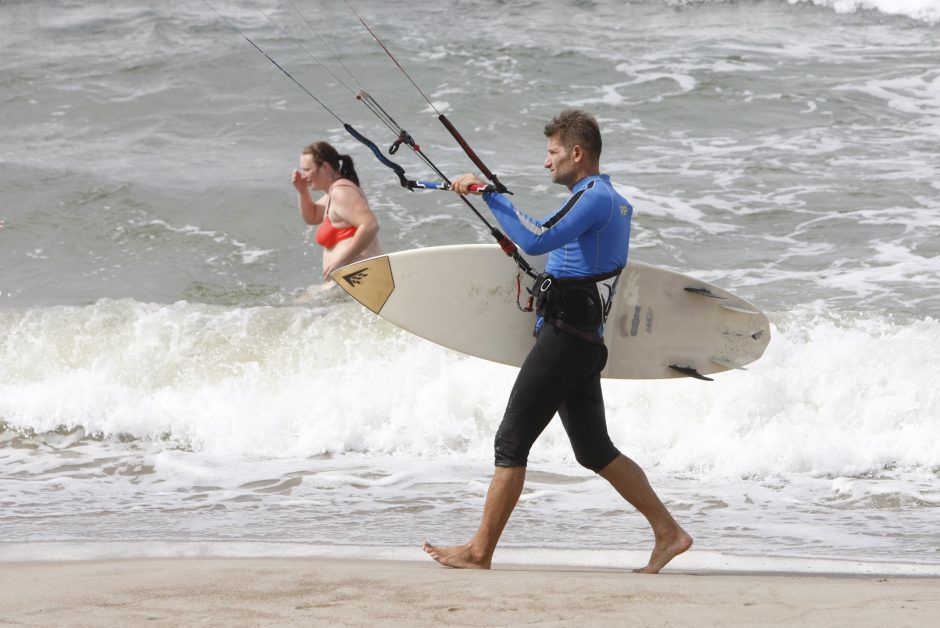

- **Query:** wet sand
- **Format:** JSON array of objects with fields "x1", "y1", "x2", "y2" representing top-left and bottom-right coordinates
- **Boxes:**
[{"x1": 2, "y1": 557, "x2": 938, "y2": 627}]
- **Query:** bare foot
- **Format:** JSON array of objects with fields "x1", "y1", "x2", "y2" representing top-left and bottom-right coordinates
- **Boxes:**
[
  {"x1": 422, "y1": 541, "x2": 491, "y2": 569},
  {"x1": 634, "y1": 528, "x2": 693, "y2": 574}
]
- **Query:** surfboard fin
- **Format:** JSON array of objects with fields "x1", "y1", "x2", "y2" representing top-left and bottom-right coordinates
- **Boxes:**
[
  {"x1": 669, "y1": 364, "x2": 714, "y2": 381},
  {"x1": 710, "y1": 357, "x2": 747, "y2": 371},
  {"x1": 719, "y1": 303, "x2": 761, "y2": 315},
  {"x1": 684, "y1": 286, "x2": 724, "y2": 299}
]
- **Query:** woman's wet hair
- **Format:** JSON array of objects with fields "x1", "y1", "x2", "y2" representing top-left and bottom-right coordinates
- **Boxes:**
[{"x1": 302, "y1": 141, "x2": 360, "y2": 187}]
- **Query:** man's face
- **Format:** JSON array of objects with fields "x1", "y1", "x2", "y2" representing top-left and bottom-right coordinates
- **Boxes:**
[{"x1": 544, "y1": 134, "x2": 578, "y2": 188}]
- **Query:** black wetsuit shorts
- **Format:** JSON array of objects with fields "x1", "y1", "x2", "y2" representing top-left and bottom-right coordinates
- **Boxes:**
[{"x1": 494, "y1": 324, "x2": 621, "y2": 472}]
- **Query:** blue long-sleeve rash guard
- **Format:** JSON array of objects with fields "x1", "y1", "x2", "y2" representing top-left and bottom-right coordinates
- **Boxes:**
[{"x1": 482, "y1": 174, "x2": 633, "y2": 279}]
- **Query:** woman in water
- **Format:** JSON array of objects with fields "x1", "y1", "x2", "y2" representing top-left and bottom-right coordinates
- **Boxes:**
[{"x1": 291, "y1": 141, "x2": 381, "y2": 281}]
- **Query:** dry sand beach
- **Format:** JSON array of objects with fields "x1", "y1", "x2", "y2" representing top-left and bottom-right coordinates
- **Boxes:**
[{"x1": 2, "y1": 557, "x2": 938, "y2": 627}]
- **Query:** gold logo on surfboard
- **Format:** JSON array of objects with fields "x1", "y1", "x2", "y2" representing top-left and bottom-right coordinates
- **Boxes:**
[
  {"x1": 330, "y1": 256, "x2": 395, "y2": 314},
  {"x1": 342, "y1": 268, "x2": 370, "y2": 286}
]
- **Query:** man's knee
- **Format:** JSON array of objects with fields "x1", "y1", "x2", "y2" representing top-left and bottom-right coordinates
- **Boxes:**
[
  {"x1": 493, "y1": 417, "x2": 532, "y2": 468},
  {"x1": 572, "y1": 442, "x2": 620, "y2": 473}
]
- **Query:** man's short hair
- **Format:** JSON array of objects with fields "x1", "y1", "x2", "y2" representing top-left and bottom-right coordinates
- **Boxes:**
[{"x1": 543, "y1": 109, "x2": 602, "y2": 161}]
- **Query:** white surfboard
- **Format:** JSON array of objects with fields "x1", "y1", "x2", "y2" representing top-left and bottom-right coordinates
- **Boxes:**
[{"x1": 331, "y1": 244, "x2": 770, "y2": 380}]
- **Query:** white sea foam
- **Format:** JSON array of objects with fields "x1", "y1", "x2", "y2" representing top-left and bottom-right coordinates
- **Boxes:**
[
  {"x1": 2, "y1": 300, "x2": 938, "y2": 477},
  {"x1": 835, "y1": 70, "x2": 940, "y2": 118},
  {"x1": 2, "y1": 300, "x2": 937, "y2": 568},
  {"x1": 613, "y1": 182, "x2": 740, "y2": 236},
  {"x1": 789, "y1": 0, "x2": 940, "y2": 23},
  {"x1": 662, "y1": 0, "x2": 940, "y2": 24}
]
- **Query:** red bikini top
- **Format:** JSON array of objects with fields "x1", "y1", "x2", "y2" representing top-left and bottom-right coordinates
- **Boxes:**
[
  {"x1": 315, "y1": 181, "x2": 359, "y2": 249},
  {"x1": 315, "y1": 214, "x2": 357, "y2": 249}
]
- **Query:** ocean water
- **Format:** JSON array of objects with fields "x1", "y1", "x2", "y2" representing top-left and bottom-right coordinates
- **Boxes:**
[{"x1": 1, "y1": 0, "x2": 939, "y2": 574}]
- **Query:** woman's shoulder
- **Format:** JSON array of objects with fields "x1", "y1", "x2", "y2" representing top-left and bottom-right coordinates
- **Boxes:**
[
  {"x1": 329, "y1": 180, "x2": 369, "y2": 206},
  {"x1": 331, "y1": 178, "x2": 362, "y2": 191}
]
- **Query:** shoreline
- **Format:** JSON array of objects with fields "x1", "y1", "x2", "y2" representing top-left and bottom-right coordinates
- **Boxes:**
[
  {"x1": 2, "y1": 556, "x2": 938, "y2": 627},
  {"x1": 3, "y1": 541, "x2": 939, "y2": 578}
]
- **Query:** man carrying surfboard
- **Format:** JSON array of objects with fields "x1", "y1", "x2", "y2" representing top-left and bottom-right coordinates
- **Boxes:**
[{"x1": 423, "y1": 109, "x2": 692, "y2": 573}]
